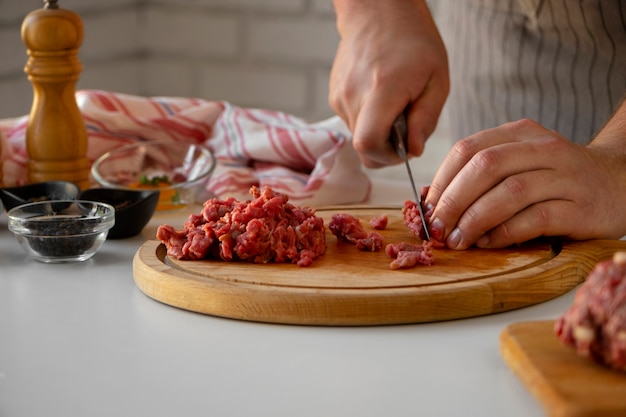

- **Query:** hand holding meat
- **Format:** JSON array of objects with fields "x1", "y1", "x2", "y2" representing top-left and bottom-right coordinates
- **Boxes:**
[
  {"x1": 329, "y1": 0, "x2": 449, "y2": 168},
  {"x1": 424, "y1": 117, "x2": 626, "y2": 250}
]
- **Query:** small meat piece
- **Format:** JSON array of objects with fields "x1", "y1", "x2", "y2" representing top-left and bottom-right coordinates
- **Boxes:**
[
  {"x1": 329, "y1": 212, "x2": 367, "y2": 243},
  {"x1": 402, "y1": 186, "x2": 445, "y2": 248},
  {"x1": 402, "y1": 200, "x2": 427, "y2": 239},
  {"x1": 156, "y1": 186, "x2": 326, "y2": 267},
  {"x1": 356, "y1": 232, "x2": 384, "y2": 252},
  {"x1": 555, "y1": 251, "x2": 626, "y2": 372},
  {"x1": 385, "y1": 242, "x2": 423, "y2": 258},
  {"x1": 369, "y1": 213, "x2": 388, "y2": 230},
  {"x1": 156, "y1": 224, "x2": 189, "y2": 260},
  {"x1": 386, "y1": 241, "x2": 434, "y2": 269},
  {"x1": 329, "y1": 213, "x2": 384, "y2": 251}
]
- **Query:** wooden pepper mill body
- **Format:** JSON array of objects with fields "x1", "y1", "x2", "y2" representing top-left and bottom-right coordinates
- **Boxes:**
[
  {"x1": 21, "y1": 0, "x2": 89, "y2": 189},
  {"x1": 0, "y1": 131, "x2": 4, "y2": 187}
]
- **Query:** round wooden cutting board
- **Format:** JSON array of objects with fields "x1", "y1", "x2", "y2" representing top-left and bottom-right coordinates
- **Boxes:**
[{"x1": 133, "y1": 207, "x2": 626, "y2": 325}]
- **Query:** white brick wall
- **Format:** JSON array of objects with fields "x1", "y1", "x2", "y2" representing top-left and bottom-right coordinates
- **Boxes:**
[
  {"x1": 0, "y1": 0, "x2": 452, "y2": 181},
  {"x1": 142, "y1": 7, "x2": 241, "y2": 58},
  {"x1": 0, "y1": 0, "x2": 339, "y2": 122}
]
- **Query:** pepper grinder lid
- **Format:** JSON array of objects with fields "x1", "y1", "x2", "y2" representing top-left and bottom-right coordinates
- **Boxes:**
[{"x1": 22, "y1": 0, "x2": 84, "y2": 55}]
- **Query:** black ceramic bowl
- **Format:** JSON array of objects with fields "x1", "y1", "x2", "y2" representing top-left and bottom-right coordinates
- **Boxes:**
[
  {"x1": 0, "y1": 181, "x2": 81, "y2": 212},
  {"x1": 79, "y1": 188, "x2": 159, "y2": 239}
]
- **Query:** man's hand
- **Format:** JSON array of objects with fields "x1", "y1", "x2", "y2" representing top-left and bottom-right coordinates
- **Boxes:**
[
  {"x1": 426, "y1": 118, "x2": 626, "y2": 249},
  {"x1": 330, "y1": 0, "x2": 449, "y2": 168}
]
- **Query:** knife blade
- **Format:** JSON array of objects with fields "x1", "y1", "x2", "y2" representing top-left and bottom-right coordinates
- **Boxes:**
[{"x1": 389, "y1": 112, "x2": 431, "y2": 241}]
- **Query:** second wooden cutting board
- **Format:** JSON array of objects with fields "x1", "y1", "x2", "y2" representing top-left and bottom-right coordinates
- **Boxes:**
[
  {"x1": 500, "y1": 321, "x2": 626, "y2": 417},
  {"x1": 133, "y1": 207, "x2": 626, "y2": 325}
]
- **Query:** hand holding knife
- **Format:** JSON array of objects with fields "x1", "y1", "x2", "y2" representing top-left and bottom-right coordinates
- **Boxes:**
[{"x1": 389, "y1": 112, "x2": 431, "y2": 241}]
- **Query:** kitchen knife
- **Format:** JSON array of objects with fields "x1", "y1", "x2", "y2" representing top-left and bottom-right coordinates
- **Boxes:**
[{"x1": 389, "y1": 112, "x2": 431, "y2": 241}]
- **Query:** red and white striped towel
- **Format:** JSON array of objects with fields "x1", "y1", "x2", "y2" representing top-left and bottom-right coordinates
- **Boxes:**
[{"x1": 0, "y1": 90, "x2": 370, "y2": 206}]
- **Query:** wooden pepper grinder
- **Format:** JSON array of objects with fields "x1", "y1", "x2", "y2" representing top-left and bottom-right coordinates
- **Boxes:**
[
  {"x1": 21, "y1": 0, "x2": 89, "y2": 189},
  {"x1": 0, "y1": 131, "x2": 4, "y2": 187}
]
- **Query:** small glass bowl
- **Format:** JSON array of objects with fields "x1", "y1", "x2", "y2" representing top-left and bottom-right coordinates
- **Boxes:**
[
  {"x1": 91, "y1": 141, "x2": 216, "y2": 211},
  {"x1": 8, "y1": 200, "x2": 115, "y2": 263}
]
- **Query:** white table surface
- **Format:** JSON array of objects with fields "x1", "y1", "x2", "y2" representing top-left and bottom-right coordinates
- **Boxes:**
[{"x1": 0, "y1": 174, "x2": 576, "y2": 417}]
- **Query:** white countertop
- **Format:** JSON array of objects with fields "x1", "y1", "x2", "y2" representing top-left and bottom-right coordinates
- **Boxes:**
[{"x1": 0, "y1": 172, "x2": 574, "y2": 417}]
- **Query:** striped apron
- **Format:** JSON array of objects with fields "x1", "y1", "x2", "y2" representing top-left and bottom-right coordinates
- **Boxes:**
[{"x1": 436, "y1": 0, "x2": 626, "y2": 144}]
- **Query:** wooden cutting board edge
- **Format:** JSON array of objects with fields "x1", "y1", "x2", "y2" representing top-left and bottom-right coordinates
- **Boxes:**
[
  {"x1": 486, "y1": 239, "x2": 626, "y2": 313},
  {"x1": 500, "y1": 321, "x2": 568, "y2": 417},
  {"x1": 133, "y1": 238, "x2": 626, "y2": 326},
  {"x1": 133, "y1": 240, "x2": 497, "y2": 325},
  {"x1": 500, "y1": 320, "x2": 626, "y2": 417}
]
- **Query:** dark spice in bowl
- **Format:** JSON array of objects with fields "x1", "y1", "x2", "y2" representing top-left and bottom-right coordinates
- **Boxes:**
[
  {"x1": 8, "y1": 200, "x2": 115, "y2": 263},
  {"x1": 23, "y1": 217, "x2": 101, "y2": 257}
]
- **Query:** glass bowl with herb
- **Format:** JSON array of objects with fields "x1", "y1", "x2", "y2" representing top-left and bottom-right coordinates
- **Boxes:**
[{"x1": 91, "y1": 141, "x2": 216, "y2": 211}]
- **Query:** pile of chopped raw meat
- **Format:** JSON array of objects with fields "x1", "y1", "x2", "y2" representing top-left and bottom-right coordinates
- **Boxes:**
[
  {"x1": 555, "y1": 251, "x2": 626, "y2": 372},
  {"x1": 158, "y1": 185, "x2": 437, "y2": 270},
  {"x1": 157, "y1": 186, "x2": 326, "y2": 267}
]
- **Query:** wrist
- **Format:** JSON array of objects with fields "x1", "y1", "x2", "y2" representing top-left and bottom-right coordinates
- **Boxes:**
[
  {"x1": 588, "y1": 99, "x2": 626, "y2": 159},
  {"x1": 333, "y1": 0, "x2": 428, "y2": 36}
]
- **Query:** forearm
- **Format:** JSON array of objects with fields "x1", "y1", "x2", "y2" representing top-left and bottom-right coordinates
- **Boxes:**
[{"x1": 585, "y1": 95, "x2": 626, "y2": 237}]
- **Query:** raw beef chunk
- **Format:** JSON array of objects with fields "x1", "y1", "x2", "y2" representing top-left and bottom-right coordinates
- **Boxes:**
[
  {"x1": 386, "y1": 241, "x2": 434, "y2": 269},
  {"x1": 402, "y1": 186, "x2": 445, "y2": 247},
  {"x1": 369, "y1": 213, "x2": 388, "y2": 230},
  {"x1": 555, "y1": 251, "x2": 626, "y2": 372},
  {"x1": 329, "y1": 212, "x2": 383, "y2": 252}
]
